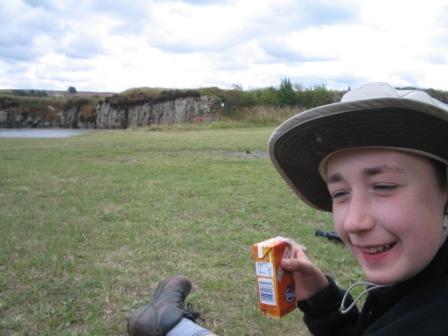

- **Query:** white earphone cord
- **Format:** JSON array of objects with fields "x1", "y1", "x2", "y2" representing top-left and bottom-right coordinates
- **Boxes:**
[{"x1": 339, "y1": 281, "x2": 389, "y2": 314}]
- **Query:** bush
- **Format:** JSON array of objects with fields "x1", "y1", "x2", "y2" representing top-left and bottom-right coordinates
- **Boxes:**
[
  {"x1": 251, "y1": 87, "x2": 278, "y2": 106},
  {"x1": 310, "y1": 85, "x2": 334, "y2": 107},
  {"x1": 0, "y1": 96, "x2": 20, "y2": 109},
  {"x1": 107, "y1": 88, "x2": 201, "y2": 108},
  {"x1": 11, "y1": 90, "x2": 48, "y2": 97}
]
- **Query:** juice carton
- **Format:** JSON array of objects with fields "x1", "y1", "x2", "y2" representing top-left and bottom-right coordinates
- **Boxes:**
[{"x1": 252, "y1": 236, "x2": 296, "y2": 318}]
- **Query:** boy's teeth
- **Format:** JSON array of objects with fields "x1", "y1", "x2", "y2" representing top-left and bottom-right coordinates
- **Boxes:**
[{"x1": 365, "y1": 243, "x2": 393, "y2": 254}]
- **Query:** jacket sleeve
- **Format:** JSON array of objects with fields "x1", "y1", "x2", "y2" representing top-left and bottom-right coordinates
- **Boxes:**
[{"x1": 297, "y1": 277, "x2": 359, "y2": 336}]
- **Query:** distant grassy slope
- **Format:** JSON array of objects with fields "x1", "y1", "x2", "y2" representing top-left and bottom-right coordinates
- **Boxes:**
[{"x1": 0, "y1": 128, "x2": 360, "y2": 335}]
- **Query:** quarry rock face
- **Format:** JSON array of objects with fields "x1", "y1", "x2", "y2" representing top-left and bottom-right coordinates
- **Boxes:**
[
  {"x1": 95, "y1": 103, "x2": 127, "y2": 129},
  {"x1": 58, "y1": 107, "x2": 79, "y2": 128},
  {"x1": 0, "y1": 96, "x2": 217, "y2": 129},
  {"x1": 96, "y1": 96, "x2": 215, "y2": 128},
  {"x1": 0, "y1": 110, "x2": 8, "y2": 126}
]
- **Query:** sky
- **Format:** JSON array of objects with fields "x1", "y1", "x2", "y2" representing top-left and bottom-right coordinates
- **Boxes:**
[{"x1": 1, "y1": 0, "x2": 447, "y2": 93}]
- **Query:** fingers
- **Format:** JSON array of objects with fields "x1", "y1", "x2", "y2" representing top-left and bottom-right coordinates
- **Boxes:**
[
  {"x1": 281, "y1": 249, "x2": 329, "y2": 300},
  {"x1": 291, "y1": 244, "x2": 307, "y2": 258},
  {"x1": 280, "y1": 257, "x2": 297, "y2": 272},
  {"x1": 281, "y1": 245, "x2": 326, "y2": 278},
  {"x1": 279, "y1": 241, "x2": 330, "y2": 300},
  {"x1": 280, "y1": 245, "x2": 312, "y2": 273},
  {"x1": 281, "y1": 255, "x2": 314, "y2": 274}
]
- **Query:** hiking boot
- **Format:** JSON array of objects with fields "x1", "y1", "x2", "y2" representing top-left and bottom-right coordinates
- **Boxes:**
[{"x1": 127, "y1": 275, "x2": 199, "y2": 336}]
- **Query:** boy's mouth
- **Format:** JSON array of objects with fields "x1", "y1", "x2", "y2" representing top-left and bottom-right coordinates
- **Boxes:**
[{"x1": 362, "y1": 242, "x2": 396, "y2": 255}]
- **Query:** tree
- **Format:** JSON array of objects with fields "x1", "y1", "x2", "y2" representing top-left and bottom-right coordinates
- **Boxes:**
[
  {"x1": 68, "y1": 86, "x2": 77, "y2": 94},
  {"x1": 277, "y1": 78, "x2": 296, "y2": 107}
]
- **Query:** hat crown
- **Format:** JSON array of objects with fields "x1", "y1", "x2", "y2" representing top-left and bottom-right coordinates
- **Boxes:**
[{"x1": 342, "y1": 82, "x2": 448, "y2": 112}]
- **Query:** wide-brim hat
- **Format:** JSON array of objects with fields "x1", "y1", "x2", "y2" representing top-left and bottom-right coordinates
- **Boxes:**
[{"x1": 268, "y1": 82, "x2": 448, "y2": 212}]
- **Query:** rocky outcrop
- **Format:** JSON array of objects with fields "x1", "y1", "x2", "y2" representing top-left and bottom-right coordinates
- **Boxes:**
[
  {"x1": 0, "y1": 110, "x2": 8, "y2": 126},
  {"x1": 97, "y1": 96, "x2": 216, "y2": 128},
  {"x1": 95, "y1": 103, "x2": 127, "y2": 129},
  {"x1": 0, "y1": 95, "x2": 218, "y2": 129}
]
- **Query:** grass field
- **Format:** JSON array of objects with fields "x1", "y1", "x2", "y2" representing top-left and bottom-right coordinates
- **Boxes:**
[{"x1": 0, "y1": 127, "x2": 360, "y2": 335}]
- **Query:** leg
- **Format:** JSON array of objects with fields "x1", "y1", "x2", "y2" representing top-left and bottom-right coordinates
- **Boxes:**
[
  {"x1": 168, "y1": 318, "x2": 217, "y2": 336},
  {"x1": 127, "y1": 275, "x2": 216, "y2": 336}
]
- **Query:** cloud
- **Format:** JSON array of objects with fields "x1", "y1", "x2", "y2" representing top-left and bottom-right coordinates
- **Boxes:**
[
  {"x1": 0, "y1": 0, "x2": 447, "y2": 91},
  {"x1": 22, "y1": 0, "x2": 57, "y2": 9},
  {"x1": 265, "y1": 0, "x2": 358, "y2": 28},
  {"x1": 144, "y1": 1, "x2": 253, "y2": 53},
  {"x1": 0, "y1": 45, "x2": 40, "y2": 62},
  {"x1": 0, "y1": 1, "x2": 56, "y2": 58},
  {"x1": 145, "y1": 0, "x2": 359, "y2": 54},
  {"x1": 56, "y1": 34, "x2": 104, "y2": 59},
  {"x1": 181, "y1": 0, "x2": 229, "y2": 4},
  {"x1": 257, "y1": 36, "x2": 335, "y2": 64},
  {"x1": 0, "y1": 0, "x2": 147, "y2": 64}
]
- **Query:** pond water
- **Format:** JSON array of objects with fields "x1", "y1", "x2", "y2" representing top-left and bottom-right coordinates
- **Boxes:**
[{"x1": 0, "y1": 129, "x2": 88, "y2": 138}]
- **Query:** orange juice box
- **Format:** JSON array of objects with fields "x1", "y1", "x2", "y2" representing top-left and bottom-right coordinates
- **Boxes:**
[{"x1": 252, "y1": 236, "x2": 296, "y2": 318}]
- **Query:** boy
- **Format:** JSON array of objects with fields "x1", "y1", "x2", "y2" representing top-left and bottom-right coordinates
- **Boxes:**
[{"x1": 128, "y1": 82, "x2": 448, "y2": 335}]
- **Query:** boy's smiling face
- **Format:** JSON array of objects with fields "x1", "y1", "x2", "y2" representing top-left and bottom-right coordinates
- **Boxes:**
[{"x1": 325, "y1": 149, "x2": 448, "y2": 284}]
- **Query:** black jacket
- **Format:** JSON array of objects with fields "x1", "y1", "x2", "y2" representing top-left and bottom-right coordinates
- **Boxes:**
[{"x1": 298, "y1": 239, "x2": 448, "y2": 335}]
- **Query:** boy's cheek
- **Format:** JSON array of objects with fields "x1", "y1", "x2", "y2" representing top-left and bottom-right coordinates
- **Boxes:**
[{"x1": 333, "y1": 221, "x2": 346, "y2": 240}]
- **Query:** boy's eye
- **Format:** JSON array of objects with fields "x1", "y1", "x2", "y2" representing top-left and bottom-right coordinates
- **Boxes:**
[
  {"x1": 331, "y1": 190, "x2": 349, "y2": 201},
  {"x1": 373, "y1": 184, "x2": 397, "y2": 192}
]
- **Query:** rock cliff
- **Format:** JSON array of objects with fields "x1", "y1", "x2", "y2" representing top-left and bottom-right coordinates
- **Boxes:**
[
  {"x1": 0, "y1": 95, "x2": 218, "y2": 129},
  {"x1": 96, "y1": 96, "x2": 215, "y2": 129}
]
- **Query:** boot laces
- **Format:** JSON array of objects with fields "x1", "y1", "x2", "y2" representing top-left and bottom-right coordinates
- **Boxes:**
[{"x1": 184, "y1": 302, "x2": 201, "y2": 322}]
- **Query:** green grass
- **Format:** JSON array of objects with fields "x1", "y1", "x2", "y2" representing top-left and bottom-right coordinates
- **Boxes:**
[{"x1": 0, "y1": 127, "x2": 360, "y2": 335}]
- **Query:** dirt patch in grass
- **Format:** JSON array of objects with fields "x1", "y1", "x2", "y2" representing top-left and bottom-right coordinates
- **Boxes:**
[{"x1": 215, "y1": 150, "x2": 269, "y2": 160}]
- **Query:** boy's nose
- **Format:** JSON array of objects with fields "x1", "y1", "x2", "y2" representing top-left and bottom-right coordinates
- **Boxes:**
[{"x1": 342, "y1": 194, "x2": 374, "y2": 233}]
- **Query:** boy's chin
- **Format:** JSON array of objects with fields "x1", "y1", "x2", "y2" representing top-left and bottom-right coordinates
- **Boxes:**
[
  {"x1": 363, "y1": 270, "x2": 412, "y2": 285},
  {"x1": 362, "y1": 269, "x2": 398, "y2": 285}
]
